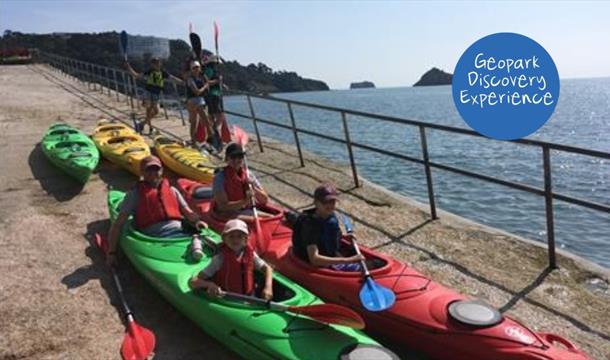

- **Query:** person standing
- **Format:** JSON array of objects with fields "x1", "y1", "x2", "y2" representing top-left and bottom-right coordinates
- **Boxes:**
[
  {"x1": 185, "y1": 60, "x2": 212, "y2": 146},
  {"x1": 125, "y1": 57, "x2": 183, "y2": 134},
  {"x1": 203, "y1": 55, "x2": 228, "y2": 150}
]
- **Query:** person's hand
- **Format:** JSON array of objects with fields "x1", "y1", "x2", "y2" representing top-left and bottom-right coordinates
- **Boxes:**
[
  {"x1": 243, "y1": 189, "x2": 254, "y2": 206},
  {"x1": 261, "y1": 286, "x2": 273, "y2": 301},
  {"x1": 346, "y1": 254, "x2": 365, "y2": 263},
  {"x1": 106, "y1": 252, "x2": 117, "y2": 267},
  {"x1": 195, "y1": 220, "x2": 208, "y2": 230},
  {"x1": 207, "y1": 284, "x2": 222, "y2": 297}
]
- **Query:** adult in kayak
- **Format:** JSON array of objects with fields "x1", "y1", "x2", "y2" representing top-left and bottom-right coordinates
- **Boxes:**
[
  {"x1": 189, "y1": 219, "x2": 274, "y2": 300},
  {"x1": 211, "y1": 143, "x2": 271, "y2": 219},
  {"x1": 185, "y1": 60, "x2": 212, "y2": 147},
  {"x1": 124, "y1": 57, "x2": 183, "y2": 134},
  {"x1": 203, "y1": 55, "x2": 228, "y2": 150},
  {"x1": 291, "y1": 184, "x2": 364, "y2": 271},
  {"x1": 106, "y1": 155, "x2": 207, "y2": 265}
]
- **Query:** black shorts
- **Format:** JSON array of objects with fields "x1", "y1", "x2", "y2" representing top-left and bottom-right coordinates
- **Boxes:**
[{"x1": 204, "y1": 95, "x2": 224, "y2": 115}]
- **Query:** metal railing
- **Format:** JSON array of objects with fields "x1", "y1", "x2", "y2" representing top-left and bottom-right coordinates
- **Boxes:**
[
  {"x1": 225, "y1": 92, "x2": 610, "y2": 270},
  {"x1": 40, "y1": 52, "x2": 610, "y2": 269}
]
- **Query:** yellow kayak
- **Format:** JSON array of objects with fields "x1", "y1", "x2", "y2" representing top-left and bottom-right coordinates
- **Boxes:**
[
  {"x1": 154, "y1": 135, "x2": 216, "y2": 184},
  {"x1": 92, "y1": 120, "x2": 150, "y2": 176}
]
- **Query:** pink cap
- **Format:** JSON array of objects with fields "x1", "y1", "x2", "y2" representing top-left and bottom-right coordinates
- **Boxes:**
[
  {"x1": 140, "y1": 155, "x2": 162, "y2": 171},
  {"x1": 222, "y1": 219, "x2": 249, "y2": 235}
]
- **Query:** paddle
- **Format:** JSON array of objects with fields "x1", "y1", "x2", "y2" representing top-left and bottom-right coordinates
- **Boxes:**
[
  {"x1": 189, "y1": 32, "x2": 202, "y2": 61},
  {"x1": 236, "y1": 136, "x2": 267, "y2": 254},
  {"x1": 120, "y1": 30, "x2": 128, "y2": 61},
  {"x1": 219, "y1": 290, "x2": 365, "y2": 329},
  {"x1": 342, "y1": 216, "x2": 396, "y2": 312},
  {"x1": 212, "y1": 21, "x2": 232, "y2": 143},
  {"x1": 94, "y1": 233, "x2": 156, "y2": 360},
  {"x1": 120, "y1": 31, "x2": 140, "y2": 133}
]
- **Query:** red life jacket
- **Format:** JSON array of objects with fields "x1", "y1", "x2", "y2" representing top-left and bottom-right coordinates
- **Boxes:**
[
  {"x1": 134, "y1": 178, "x2": 182, "y2": 229},
  {"x1": 223, "y1": 165, "x2": 248, "y2": 202},
  {"x1": 213, "y1": 243, "x2": 255, "y2": 295}
]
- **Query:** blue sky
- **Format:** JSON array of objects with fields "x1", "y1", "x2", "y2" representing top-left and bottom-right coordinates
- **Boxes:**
[{"x1": 2, "y1": 0, "x2": 609, "y2": 89}]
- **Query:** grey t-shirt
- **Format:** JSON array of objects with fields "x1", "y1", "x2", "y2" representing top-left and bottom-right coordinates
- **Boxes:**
[
  {"x1": 198, "y1": 249, "x2": 267, "y2": 279},
  {"x1": 120, "y1": 186, "x2": 191, "y2": 237}
]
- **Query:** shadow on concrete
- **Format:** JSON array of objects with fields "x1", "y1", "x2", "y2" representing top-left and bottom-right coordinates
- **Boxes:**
[
  {"x1": 95, "y1": 159, "x2": 138, "y2": 193},
  {"x1": 28, "y1": 143, "x2": 85, "y2": 201},
  {"x1": 68, "y1": 219, "x2": 237, "y2": 360}
]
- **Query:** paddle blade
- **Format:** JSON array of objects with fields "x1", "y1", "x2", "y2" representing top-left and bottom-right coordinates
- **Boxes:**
[
  {"x1": 119, "y1": 31, "x2": 128, "y2": 60},
  {"x1": 189, "y1": 32, "x2": 202, "y2": 59},
  {"x1": 213, "y1": 21, "x2": 219, "y2": 54},
  {"x1": 342, "y1": 215, "x2": 354, "y2": 233},
  {"x1": 121, "y1": 319, "x2": 156, "y2": 360},
  {"x1": 360, "y1": 278, "x2": 396, "y2": 312},
  {"x1": 288, "y1": 303, "x2": 365, "y2": 329},
  {"x1": 219, "y1": 113, "x2": 232, "y2": 143},
  {"x1": 94, "y1": 232, "x2": 109, "y2": 255},
  {"x1": 189, "y1": 22, "x2": 193, "y2": 34},
  {"x1": 231, "y1": 125, "x2": 249, "y2": 147},
  {"x1": 252, "y1": 214, "x2": 269, "y2": 255}
]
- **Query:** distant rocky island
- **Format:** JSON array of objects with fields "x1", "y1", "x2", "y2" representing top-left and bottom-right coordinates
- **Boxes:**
[
  {"x1": 350, "y1": 81, "x2": 375, "y2": 89},
  {"x1": 413, "y1": 68, "x2": 453, "y2": 86}
]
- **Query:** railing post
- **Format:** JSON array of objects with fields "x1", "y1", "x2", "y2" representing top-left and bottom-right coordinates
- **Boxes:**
[
  {"x1": 287, "y1": 103, "x2": 305, "y2": 167},
  {"x1": 247, "y1": 95, "x2": 264, "y2": 153},
  {"x1": 112, "y1": 68, "x2": 120, "y2": 101},
  {"x1": 104, "y1": 67, "x2": 112, "y2": 96},
  {"x1": 341, "y1": 111, "x2": 360, "y2": 187},
  {"x1": 419, "y1": 126, "x2": 438, "y2": 220},
  {"x1": 542, "y1": 146, "x2": 557, "y2": 269}
]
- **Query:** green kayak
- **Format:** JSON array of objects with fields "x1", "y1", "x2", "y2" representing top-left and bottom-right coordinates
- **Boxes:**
[
  {"x1": 41, "y1": 123, "x2": 99, "y2": 183},
  {"x1": 108, "y1": 190, "x2": 395, "y2": 360}
]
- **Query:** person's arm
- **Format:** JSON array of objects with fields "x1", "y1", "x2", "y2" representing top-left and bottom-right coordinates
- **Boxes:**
[
  {"x1": 248, "y1": 173, "x2": 268, "y2": 205},
  {"x1": 306, "y1": 244, "x2": 363, "y2": 267},
  {"x1": 173, "y1": 188, "x2": 207, "y2": 229},
  {"x1": 124, "y1": 61, "x2": 140, "y2": 79},
  {"x1": 254, "y1": 253, "x2": 273, "y2": 300},
  {"x1": 169, "y1": 74, "x2": 184, "y2": 85},
  {"x1": 189, "y1": 255, "x2": 222, "y2": 296},
  {"x1": 106, "y1": 211, "x2": 129, "y2": 266}
]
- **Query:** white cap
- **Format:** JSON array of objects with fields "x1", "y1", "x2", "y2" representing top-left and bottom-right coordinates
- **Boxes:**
[
  {"x1": 190, "y1": 60, "x2": 201, "y2": 69},
  {"x1": 222, "y1": 219, "x2": 249, "y2": 235}
]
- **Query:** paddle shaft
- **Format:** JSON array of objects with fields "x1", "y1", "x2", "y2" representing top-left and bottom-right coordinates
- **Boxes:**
[
  {"x1": 351, "y1": 239, "x2": 372, "y2": 278},
  {"x1": 221, "y1": 290, "x2": 288, "y2": 312},
  {"x1": 111, "y1": 266, "x2": 135, "y2": 322}
]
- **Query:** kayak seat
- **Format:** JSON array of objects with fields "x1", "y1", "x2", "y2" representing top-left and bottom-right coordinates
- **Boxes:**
[
  {"x1": 69, "y1": 151, "x2": 93, "y2": 158},
  {"x1": 55, "y1": 141, "x2": 89, "y2": 149},
  {"x1": 124, "y1": 147, "x2": 146, "y2": 154},
  {"x1": 50, "y1": 129, "x2": 78, "y2": 136},
  {"x1": 108, "y1": 136, "x2": 137, "y2": 144},
  {"x1": 253, "y1": 272, "x2": 296, "y2": 302}
]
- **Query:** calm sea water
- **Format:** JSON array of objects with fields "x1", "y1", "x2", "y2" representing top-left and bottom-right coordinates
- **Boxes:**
[{"x1": 223, "y1": 78, "x2": 610, "y2": 268}]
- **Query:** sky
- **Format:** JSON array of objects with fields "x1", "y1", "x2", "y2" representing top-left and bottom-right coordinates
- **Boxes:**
[{"x1": 2, "y1": 0, "x2": 610, "y2": 89}]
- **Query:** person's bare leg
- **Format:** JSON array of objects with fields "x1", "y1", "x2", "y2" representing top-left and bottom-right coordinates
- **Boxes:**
[{"x1": 196, "y1": 107, "x2": 210, "y2": 144}]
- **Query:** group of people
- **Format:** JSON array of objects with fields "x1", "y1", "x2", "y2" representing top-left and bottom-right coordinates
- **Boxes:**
[
  {"x1": 107, "y1": 141, "x2": 364, "y2": 301},
  {"x1": 124, "y1": 55, "x2": 226, "y2": 152}
]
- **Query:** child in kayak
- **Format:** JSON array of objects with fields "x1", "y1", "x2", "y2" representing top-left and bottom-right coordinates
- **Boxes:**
[
  {"x1": 291, "y1": 184, "x2": 364, "y2": 271},
  {"x1": 106, "y1": 155, "x2": 207, "y2": 266},
  {"x1": 189, "y1": 219, "x2": 274, "y2": 300}
]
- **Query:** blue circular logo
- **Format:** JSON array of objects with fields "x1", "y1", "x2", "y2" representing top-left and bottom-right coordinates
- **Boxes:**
[{"x1": 452, "y1": 33, "x2": 560, "y2": 140}]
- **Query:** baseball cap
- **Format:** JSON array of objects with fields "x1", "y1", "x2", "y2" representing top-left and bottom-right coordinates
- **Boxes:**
[
  {"x1": 140, "y1": 155, "x2": 162, "y2": 171},
  {"x1": 314, "y1": 184, "x2": 338, "y2": 202},
  {"x1": 225, "y1": 143, "x2": 245, "y2": 158},
  {"x1": 190, "y1": 60, "x2": 201, "y2": 69},
  {"x1": 222, "y1": 219, "x2": 249, "y2": 235}
]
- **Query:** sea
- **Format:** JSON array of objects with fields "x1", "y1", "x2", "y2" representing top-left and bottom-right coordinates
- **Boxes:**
[{"x1": 222, "y1": 78, "x2": 610, "y2": 269}]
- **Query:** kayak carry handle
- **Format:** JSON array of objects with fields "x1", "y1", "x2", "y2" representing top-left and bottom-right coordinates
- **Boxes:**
[{"x1": 540, "y1": 333, "x2": 579, "y2": 352}]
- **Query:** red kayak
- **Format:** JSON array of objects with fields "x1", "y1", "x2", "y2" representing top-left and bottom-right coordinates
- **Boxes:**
[{"x1": 178, "y1": 178, "x2": 591, "y2": 360}]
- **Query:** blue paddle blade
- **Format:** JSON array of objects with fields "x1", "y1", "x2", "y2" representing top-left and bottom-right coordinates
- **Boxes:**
[
  {"x1": 360, "y1": 277, "x2": 396, "y2": 312},
  {"x1": 120, "y1": 31, "x2": 128, "y2": 58},
  {"x1": 343, "y1": 215, "x2": 353, "y2": 233}
]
